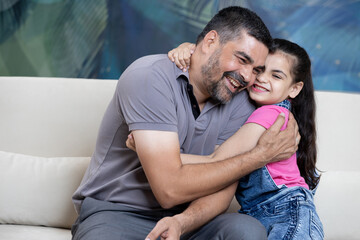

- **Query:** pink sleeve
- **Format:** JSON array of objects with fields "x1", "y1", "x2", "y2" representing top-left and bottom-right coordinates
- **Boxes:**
[{"x1": 245, "y1": 105, "x2": 289, "y2": 130}]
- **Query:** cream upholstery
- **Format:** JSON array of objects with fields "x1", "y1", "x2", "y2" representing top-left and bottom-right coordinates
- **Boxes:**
[
  {"x1": 0, "y1": 77, "x2": 359, "y2": 240},
  {"x1": 0, "y1": 151, "x2": 89, "y2": 229}
]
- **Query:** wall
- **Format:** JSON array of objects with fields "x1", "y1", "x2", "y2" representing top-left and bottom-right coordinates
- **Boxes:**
[{"x1": 0, "y1": 0, "x2": 359, "y2": 93}]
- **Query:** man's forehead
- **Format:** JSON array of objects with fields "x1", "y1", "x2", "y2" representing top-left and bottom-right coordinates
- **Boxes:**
[
  {"x1": 230, "y1": 34, "x2": 269, "y2": 64},
  {"x1": 234, "y1": 51, "x2": 254, "y2": 64}
]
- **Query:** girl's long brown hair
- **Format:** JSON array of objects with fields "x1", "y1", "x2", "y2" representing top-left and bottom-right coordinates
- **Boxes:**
[{"x1": 273, "y1": 38, "x2": 320, "y2": 190}]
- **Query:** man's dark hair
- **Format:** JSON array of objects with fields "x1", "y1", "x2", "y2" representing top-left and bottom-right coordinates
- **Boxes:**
[{"x1": 196, "y1": 6, "x2": 273, "y2": 50}]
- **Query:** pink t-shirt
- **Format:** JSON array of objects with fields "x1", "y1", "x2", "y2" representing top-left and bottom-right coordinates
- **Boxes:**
[{"x1": 246, "y1": 105, "x2": 309, "y2": 189}]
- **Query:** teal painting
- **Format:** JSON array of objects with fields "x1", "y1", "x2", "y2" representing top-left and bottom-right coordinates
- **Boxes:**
[{"x1": 0, "y1": 0, "x2": 359, "y2": 92}]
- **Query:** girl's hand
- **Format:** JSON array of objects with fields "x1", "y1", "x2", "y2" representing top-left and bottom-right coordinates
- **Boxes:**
[
  {"x1": 126, "y1": 133, "x2": 137, "y2": 152},
  {"x1": 168, "y1": 42, "x2": 195, "y2": 72}
]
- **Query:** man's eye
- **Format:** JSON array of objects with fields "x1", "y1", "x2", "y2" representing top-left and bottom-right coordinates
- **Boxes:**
[{"x1": 238, "y1": 58, "x2": 246, "y2": 63}]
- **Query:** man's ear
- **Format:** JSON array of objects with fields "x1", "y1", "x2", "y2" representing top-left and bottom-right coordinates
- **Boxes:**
[
  {"x1": 289, "y1": 81, "x2": 304, "y2": 99},
  {"x1": 201, "y1": 30, "x2": 219, "y2": 53}
]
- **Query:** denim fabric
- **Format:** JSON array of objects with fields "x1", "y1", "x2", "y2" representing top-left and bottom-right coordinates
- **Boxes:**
[
  {"x1": 236, "y1": 167, "x2": 288, "y2": 210},
  {"x1": 236, "y1": 167, "x2": 324, "y2": 239},
  {"x1": 240, "y1": 187, "x2": 324, "y2": 240},
  {"x1": 274, "y1": 99, "x2": 291, "y2": 110}
]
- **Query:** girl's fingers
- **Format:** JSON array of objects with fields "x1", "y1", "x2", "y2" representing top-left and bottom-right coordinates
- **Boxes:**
[
  {"x1": 184, "y1": 52, "x2": 191, "y2": 68},
  {"x1": 168, "y1": 50, "x2": 174, "y2": 62},
  {"x1": 173, "y1": 53, "x2": 183, "y2": 70},
  {"x1": 178, "y1": 52, "x2": 187, "y2": 70}
]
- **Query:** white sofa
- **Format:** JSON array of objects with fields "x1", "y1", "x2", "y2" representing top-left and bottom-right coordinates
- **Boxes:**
[{"x1": 0, "y1": 76, "x2": 359, "y2": 240}]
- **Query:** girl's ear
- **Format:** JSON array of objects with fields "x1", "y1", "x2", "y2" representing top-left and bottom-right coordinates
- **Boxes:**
[{"x1": 289, "y1": 81, "x2": 304, "y2": 99}]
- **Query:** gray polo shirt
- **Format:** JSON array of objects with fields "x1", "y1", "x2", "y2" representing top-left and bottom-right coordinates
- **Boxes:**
[{"x1": 72, "y1": 54, "x2": 255, "y2": 213}]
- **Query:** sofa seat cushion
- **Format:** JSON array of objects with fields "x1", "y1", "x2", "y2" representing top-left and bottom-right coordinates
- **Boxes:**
[
  {"x1": 0, "y1": 224, "x2": 71, "y2": 240},
  {"x1": 0, "y1": 151, "x2": 90, "y2": 229}
]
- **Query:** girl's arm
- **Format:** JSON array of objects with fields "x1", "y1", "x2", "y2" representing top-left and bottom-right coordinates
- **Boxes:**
[
  {"x1": 168, "y1": 42, "x2": 195, "y2": 71},
  {"x1": 180, "y1": 122, "x2": 266, "y2": 164},
  {"x1": 127, "y1": 122, "x2": 267, "y2": 164}
]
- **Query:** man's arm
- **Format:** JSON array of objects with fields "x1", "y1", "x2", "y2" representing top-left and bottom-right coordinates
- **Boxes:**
[
  {"x1": 143, "y1": 115, "x2": 272, "y2": 239},
  {"x1": 145, "y1": 183, "x2": 238, "y2": 240},
  {"x1": 134, "y1": 113, "x2": 299, "y2": 209}
]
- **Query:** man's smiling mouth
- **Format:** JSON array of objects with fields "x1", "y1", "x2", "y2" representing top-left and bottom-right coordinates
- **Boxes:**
[
  {"x1": 224, "y1": 71, "x2": 247, "y2": 90},
  {"x1": 228, "y1": 76, "x2": 241, "y2": 88}
]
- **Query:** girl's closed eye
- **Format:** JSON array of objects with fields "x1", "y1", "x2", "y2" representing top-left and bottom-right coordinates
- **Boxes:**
[{"x1": 272, "y1": 74, "x2": 282, "y2": 79}]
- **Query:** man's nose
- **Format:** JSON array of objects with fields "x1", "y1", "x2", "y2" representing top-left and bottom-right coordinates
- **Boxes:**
[{"x1": 241, "y1": 66, "x2": 254, "y2": 84}]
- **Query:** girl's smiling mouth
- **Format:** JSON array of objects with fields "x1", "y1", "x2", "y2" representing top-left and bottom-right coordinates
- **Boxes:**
[{"x1": 251, "y1": 83, "x2": 269, "y2": 92}]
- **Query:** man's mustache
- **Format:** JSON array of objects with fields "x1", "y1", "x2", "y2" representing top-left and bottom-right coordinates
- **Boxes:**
[{"x1": 223, "y1": 71, "x2": 247, "y2": 88}]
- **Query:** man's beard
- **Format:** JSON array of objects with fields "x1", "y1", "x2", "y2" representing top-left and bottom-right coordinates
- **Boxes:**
[{"x1": 201, "y1": 49, "x2": 245, "y2": 104}]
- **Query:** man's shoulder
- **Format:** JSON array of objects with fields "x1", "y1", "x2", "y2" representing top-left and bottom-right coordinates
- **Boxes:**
[
  {"x1": 116, "y1": 54, "x2": 178, "y2": 95},
  {"x1": 128, "y1": 54, "x2": 172, "y2": 71},
  {"x1": 227, "y1": 90, "x2": 254, "y2": 109},
  {"x1": 119, "y1": 54, "x2": 175, "y2": 82}
]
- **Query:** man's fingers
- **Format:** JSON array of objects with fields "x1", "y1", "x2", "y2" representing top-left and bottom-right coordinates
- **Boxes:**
[
  {"x1": 287, "y1": 113, "x2": 296, "y2": 130},
  {"x1": 145, "y1": 221, "x2": 169, "y2": 240},
  {"x1": 268, "y1": 112, "x2": 286, "y2": 133},
  {"x1": 159, "y1": 230, "x2": 169, "y2": 240},
  {"x1": 288, "y1": 113, "x2": 300, "y2": 146}
]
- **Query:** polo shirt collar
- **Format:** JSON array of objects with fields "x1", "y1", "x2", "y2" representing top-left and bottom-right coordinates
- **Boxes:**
[
  {"x1": 173, "y1": 63, "x2": 221, "y2": 115},
  {"x1": 174, "y1": 63, "x2": 190, "y2": 81}
]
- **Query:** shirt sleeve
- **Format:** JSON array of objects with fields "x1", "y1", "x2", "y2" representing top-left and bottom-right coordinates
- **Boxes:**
[
  {"x1": 116, "y1": 62, "x2": 178, "y2": 132},
  {"x1": 245, "y1": 105, "x2": 289, "y2": 130}
]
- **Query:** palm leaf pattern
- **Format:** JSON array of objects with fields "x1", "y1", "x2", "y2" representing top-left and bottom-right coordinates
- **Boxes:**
[
  {"x1": 0, "y1": 0, "x2": 358, "y2": 92},
  {"x1": 0, "y1": 0, "x2": 30, "y2": 44}
]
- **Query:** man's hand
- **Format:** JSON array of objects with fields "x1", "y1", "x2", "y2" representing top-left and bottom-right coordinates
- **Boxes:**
[
  {"x1": 145, "y1": 216, "x2": 183, "y2": 240},
  {"x1": 256, "y1": 112, "x2": 300, "y2": 164}
]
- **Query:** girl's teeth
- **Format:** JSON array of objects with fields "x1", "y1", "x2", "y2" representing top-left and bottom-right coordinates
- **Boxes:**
[{"x1": 255, "y1": 85, "x2": 267, "y2": 91}]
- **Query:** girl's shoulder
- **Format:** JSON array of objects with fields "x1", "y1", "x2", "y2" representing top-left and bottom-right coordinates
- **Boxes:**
[{"x1": 246, "y1": 105, "x2": 290, "y2": 130}]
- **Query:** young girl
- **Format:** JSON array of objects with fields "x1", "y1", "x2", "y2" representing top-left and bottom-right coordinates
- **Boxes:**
[{"x1": 128, "y1": 39, "x2": 324, "y2": 239}]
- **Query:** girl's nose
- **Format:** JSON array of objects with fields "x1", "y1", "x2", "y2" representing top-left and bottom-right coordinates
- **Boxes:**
[{"x1": 256, "y1": 72, "x2": 267, "y2": 83}]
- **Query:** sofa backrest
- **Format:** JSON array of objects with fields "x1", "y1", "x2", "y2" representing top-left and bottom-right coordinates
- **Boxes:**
[
  {"x1": 0, "y1": 77, "x2": 118, "y2": 229},
  {"x1": 0, "y1": 77, "x2": 117, "y2": 157}
]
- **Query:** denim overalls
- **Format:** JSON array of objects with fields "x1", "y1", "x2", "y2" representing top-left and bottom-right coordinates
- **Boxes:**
[{"x1": 235, "y1": 100, "x2": 324, "y2": 240}]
